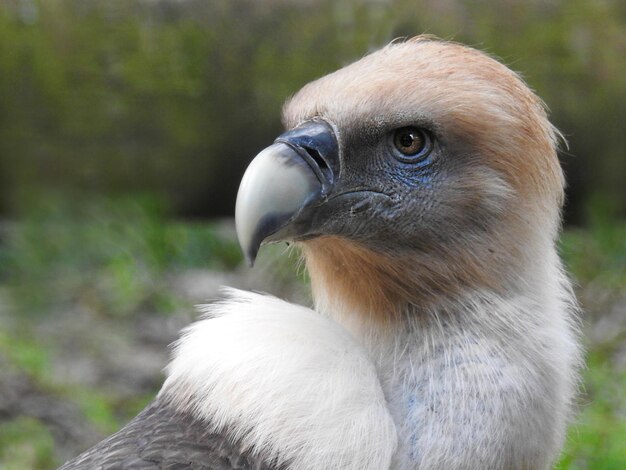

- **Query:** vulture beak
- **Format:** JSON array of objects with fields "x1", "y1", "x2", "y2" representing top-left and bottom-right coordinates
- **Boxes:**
[{"x1": 235, "y1": 120, "x2": 338, "y2": 266}]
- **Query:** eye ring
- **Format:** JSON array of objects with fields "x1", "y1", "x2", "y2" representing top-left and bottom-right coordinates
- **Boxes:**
[{"x1": 391, "y1": 127, "x2": 432, "y2": 163}]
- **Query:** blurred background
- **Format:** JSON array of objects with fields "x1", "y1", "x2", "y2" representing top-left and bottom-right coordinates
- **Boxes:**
[{"x1": 0, "y1": 0, "x2": 623, "y2": 468}]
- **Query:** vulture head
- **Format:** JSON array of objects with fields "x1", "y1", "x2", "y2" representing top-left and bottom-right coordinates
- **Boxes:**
[{"x1": 237, "y1": 37, "x2": 564, "y2": 323}]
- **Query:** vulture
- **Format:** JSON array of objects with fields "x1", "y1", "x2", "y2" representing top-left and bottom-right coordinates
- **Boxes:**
[{"x1": 60, "y1": 37, "x2": 581, "y2": 470}]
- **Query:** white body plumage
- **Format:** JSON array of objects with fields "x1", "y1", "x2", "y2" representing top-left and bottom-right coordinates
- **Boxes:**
[{"x1": 161, "y1": 254, "x2": 579, "y2": 469}]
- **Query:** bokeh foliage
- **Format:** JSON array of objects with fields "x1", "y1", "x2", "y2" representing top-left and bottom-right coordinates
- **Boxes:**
[
  {"x1": 0, "y1": 0, "x2": 624, "y2": 222},
  {"x1": 0, "y1": 193, "x2": 242, "y2": 317}
]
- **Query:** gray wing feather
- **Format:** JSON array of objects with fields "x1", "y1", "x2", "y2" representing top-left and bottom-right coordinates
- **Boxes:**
[{"x1": 58, "y1": 399, "x2": 275, "y2": 470}]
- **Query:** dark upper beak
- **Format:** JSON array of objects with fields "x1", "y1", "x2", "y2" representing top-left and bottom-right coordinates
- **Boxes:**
[{"x1": 235, "y1": 120, "x2": 339, "y2": 266}]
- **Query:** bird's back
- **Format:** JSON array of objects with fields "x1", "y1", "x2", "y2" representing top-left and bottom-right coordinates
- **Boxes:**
[{"x1": 59, "y1": 399, "x2": 273, "y2": 470}]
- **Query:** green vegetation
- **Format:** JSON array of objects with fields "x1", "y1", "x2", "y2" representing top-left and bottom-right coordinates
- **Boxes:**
[
  {"x1": 0, "y1": 417, "x2": 56, "y2": 470},
  {"x1": 0, "y1": 193, "x2": 242, "y2": 317},
  {"x1": 0, "y1": 0, "x2": 624, "y2": 222},
  {"x1": 556, "y1": 350, "x2": 626, "y2": 470},
  {"x1": 561, "y1": 201, "x2": 626, "y2": 293},
  {"x1": 557, "y1": 213, "x2": 625, "y2": 469}
]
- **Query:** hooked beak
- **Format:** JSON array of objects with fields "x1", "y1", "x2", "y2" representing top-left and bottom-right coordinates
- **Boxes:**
[{"x1": 235, "y1": 120, "x2": 338, "y2": 266}]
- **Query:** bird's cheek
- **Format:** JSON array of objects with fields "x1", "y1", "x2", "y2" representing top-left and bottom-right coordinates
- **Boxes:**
[{"x1": 316, "y1": 192, "x2": 400, "y2": 240}]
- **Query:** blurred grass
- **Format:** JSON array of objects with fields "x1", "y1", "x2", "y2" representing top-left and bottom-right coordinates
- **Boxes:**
[
  {"x1": 556, "y1": 350, "x2": 626, "y2": 470},
  {"x1": 0, "y1": 195, "x2": 624, "y2": 469},
  {"x1": 0, "y1": 192, "x2": 242, "y2": 317},
  {"x1": 561, "y1": 199, "x2": 626, "y2": 293},
  {"x1": 557, "y1": 204, "x2": 625, "y2": 470},
  {"x1": 0, "y1": 0, "x2": 624, "y2": 224},
  {"x1": 0, "y1": 417, "x2": 56, "y2": 470}
]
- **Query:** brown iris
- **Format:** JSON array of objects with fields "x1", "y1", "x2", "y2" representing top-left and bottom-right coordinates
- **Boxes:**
[{"x1": 393, "y1": 127, "x2": 427, "y2": 157}]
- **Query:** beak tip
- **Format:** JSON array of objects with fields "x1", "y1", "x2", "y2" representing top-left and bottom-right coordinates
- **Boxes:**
[
  {"x1": 244, "y1": 251, "x2": 257, "y2": 268},
  {"x1": 237, "y1": 236, "x2": 258, "y2": 268}
]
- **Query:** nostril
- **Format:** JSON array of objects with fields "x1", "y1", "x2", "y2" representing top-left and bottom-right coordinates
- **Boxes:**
[
  {"x1": 304, "y1": 147, "x2": 329, "y2": 172},
  {"x1": 303, "y1": 146, "x2": 333, "y2": 184}
]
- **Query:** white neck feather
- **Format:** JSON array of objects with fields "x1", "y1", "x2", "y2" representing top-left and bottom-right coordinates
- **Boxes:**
[
  {"x1": 313, "y1": 241, "x2": 581, "y2": 469},
  {"x1": 160, "y1": 237, "x2": 580, "y2": 469}
]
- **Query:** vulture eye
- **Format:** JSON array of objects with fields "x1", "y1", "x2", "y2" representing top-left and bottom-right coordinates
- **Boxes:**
[{"x1": 392, "y1": 127, "x2": 431, "y2": 162}]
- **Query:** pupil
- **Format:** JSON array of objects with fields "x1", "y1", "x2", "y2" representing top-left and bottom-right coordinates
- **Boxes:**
[{"x1": 400, "y1": 133, "x2": 414, "y2": 148}]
